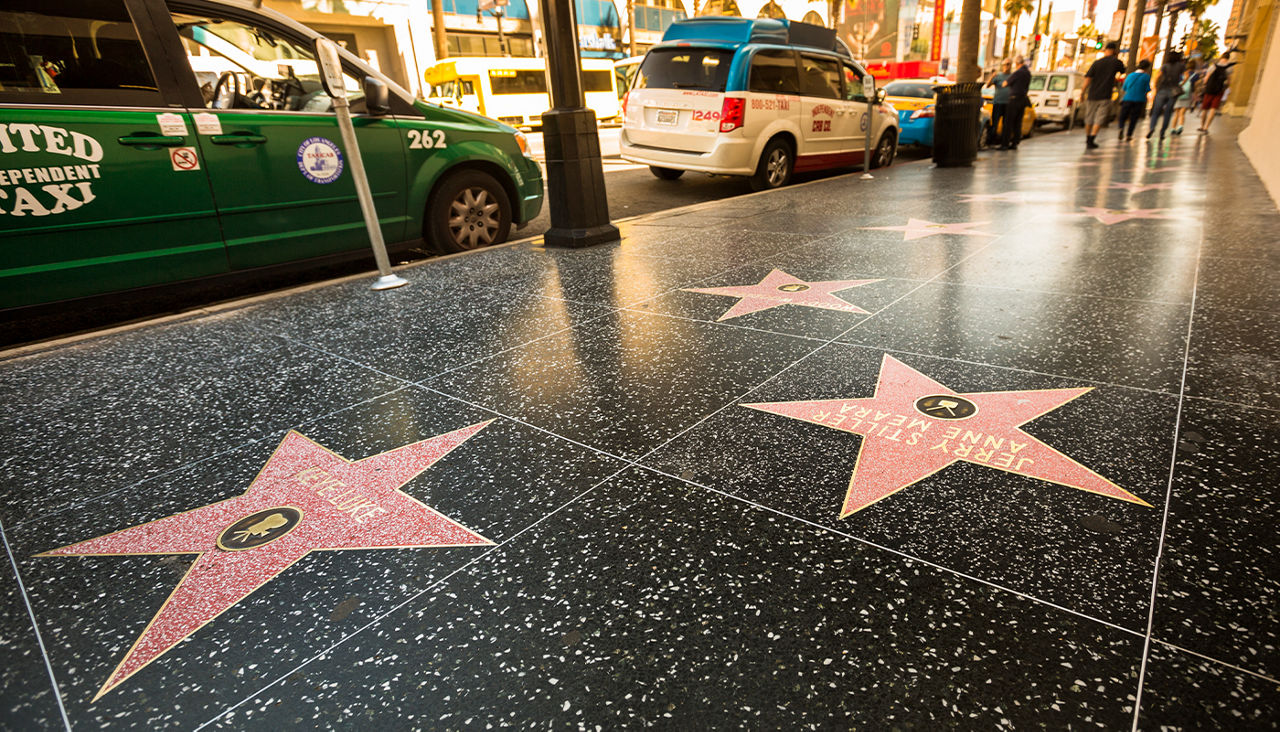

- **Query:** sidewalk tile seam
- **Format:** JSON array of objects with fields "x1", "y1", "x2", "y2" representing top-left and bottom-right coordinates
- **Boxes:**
[
  {"x1": 1183, "y1": 393, "x2": 1280, "y2": 414},
  {"x1": 1, "y1": 519, "x2": 73, "y2": 732},
  {"x1": 8, "y1": 383, "x2": 413, "y2": 531},
  {"x1": 926, "y1": 279, "x2": 1196, "y2": 308},
  {"x1": 1127, "y1": 195, "x2": 1204, "y2": 732},
  {"x1": 1150, "y1": 639, "x2": 1280, "y2": 686},
  {"x1": 192, "y1": 465, "x2": 636, "y2": 731},
  {"x1": 835, "y1": 344, "x2": 1185, "y2": 400},
  {"x1": 631, "y1": 462, "x2": 1149, "y2": 639}
]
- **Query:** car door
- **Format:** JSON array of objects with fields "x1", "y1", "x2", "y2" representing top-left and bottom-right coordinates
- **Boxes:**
[
  {"x1": 838, "y1": 61, "x2": 872, "y2": 166},
  {"x1": 162, "y1": 3, "x2": 408, "y2": 270},
  {"x1": 796, "y1": 53, "x2": 844, "y2": 168},
  {"x1": 0, "y1": 0, "x2": 226, "y2": 310}
]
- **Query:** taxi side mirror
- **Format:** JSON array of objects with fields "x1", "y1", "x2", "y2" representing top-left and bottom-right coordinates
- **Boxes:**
[
  {"x1": 363, "y1": 76, "x2": 390, "y2": 115},
  {"x1": 875, "y1": 88, "x2": 887, "y2": 104}
]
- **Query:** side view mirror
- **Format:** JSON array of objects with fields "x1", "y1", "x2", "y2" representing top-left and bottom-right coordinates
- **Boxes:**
[
  {"x1": 875, "y1": 88, "x2": 887, "y2": 104},
  {"x1": 363, "y1": 76, "x2": 390, "y2": 115}
]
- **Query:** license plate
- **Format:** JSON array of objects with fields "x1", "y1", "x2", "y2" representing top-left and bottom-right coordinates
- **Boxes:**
[
  {"x1": 1046, "y1": 98, "x2": 1059, "y2": 106},
  {"x1": 656, "y1": 109, "x2": 678, "y2": 126}
]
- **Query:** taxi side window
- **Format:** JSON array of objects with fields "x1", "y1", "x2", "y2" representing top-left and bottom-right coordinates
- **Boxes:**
[
  {"x1": 748, "y1": 50, "x2": 799, "y2": 95},
  {"x1": 843, "y1": 64, "x2": 867, "y2": 102},
  {"x1": 0, "y1": 0, "x2": 161, "y2": 106},
  {"x1": 798, "y1": 55, "x2": 840, "y2": 99},
  {"x1": 171, "y1": 12, "x2": 365, "y2": 113}
]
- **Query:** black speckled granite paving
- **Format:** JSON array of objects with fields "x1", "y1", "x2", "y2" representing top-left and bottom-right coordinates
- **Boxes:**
[{"x1": 2, "y1": 124, "x2": 1277, "y2": 729}]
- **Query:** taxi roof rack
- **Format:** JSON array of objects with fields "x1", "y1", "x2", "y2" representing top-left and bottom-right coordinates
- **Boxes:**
[{"x1": 661, "y1": 17, "x2": 850, "y2": 58}]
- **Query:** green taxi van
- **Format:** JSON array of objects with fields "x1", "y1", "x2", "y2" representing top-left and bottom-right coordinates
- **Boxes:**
[{"x1": 0, "y1": 0, "x2": 544, "y2": 313}]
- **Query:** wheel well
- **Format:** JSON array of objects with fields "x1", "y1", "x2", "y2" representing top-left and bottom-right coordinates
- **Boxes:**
[
  {"x1": 424, "y1": 161, "x2": 522, "y2": 239},
  {"x1": 880, "y1": 128, "x2": 898, "y2": 144},
  {"x1": 767, "y1": 131, "x2": 797, "y2": 154}
]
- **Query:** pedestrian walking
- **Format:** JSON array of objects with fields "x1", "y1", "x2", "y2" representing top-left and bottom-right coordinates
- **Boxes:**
[
  {"x1": 1171, "y1": 59, "x2": 1198, "y2": 134},
  {"x1": 1081, "y1": 41, "x2": 1126, "y2": 149},
  {"x1": 1148, "y1": 51, "x2": 1185, "y2": 139},
  {"x1": 1199, "y1": 50, "x2": 1240, "y2": 133},
  {"x1": 984, "y1": 58, "x2": 1013, "y2": 146},
  {"x1": 1001, "y1": 55, "x2": 1031, "y2": 150},
  {"x1": 1118, "y1": 59, "x2": 1151, "y2": 141}
]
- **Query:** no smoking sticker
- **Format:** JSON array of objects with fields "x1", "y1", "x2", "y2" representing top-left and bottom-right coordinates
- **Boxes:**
[{"x1": 170, "y1": 147, "x2": 200, "y2": 171}]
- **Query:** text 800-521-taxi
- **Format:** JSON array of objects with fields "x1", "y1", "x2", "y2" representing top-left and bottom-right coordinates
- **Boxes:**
[{"x1": 0, "y1": 0, "x2": 543, "y2": 313}]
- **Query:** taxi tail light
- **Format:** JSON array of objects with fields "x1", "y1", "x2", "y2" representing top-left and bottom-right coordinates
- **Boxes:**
[
  {"x1": 719, "y1": 97, "x2": 745, "y2": 133},
  {"x1": 622, "y1": 91, "x2": 629, "y2": 117},
  {"x1": 910, "y1": 106, "x2": 935, "y2": 121}
]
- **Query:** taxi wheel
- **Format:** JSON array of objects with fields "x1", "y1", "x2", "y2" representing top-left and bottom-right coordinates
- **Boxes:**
[
  {"x1": 428, "y1": 170, "x2": 512, "y2": 254},
  {"x1": 750, "y1": 138, "x2": 793, "y2": 191},
  {"x1": 650, "y1": 166, "x2": 684, "y2": 180},
  {"x1": 871, "y1": 132, "x2": 897, "y2": 169}
]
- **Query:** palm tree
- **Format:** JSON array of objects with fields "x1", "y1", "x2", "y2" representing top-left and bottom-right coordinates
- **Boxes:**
[
  {"x1": 1182, "y1": 0, "x2": 1218, "y2": 53},
  {"x1": 1002, "y1": 0, "x2": 1035, "y2": 58},
  {"x1": 957, "y1": 0, "x2": 983, "y2": 81}
]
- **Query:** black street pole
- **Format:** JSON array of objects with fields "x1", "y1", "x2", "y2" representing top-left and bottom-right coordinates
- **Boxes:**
[{"x1": 540, "y1": 0, "x2": 619, "y2": 248}]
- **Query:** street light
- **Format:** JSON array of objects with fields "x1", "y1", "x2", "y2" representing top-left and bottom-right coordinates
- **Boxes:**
[{"x1": 477, "y1": 0, "x2": 510, "y2": 57}]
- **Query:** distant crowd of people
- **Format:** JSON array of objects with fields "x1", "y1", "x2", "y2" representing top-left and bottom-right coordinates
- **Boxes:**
[{"x1": 981, "y1": 41, "x2": 1242, "y2": 151}]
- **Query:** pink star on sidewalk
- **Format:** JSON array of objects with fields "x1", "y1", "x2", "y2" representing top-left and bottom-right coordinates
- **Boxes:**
[
  {"x1": 862, "y1": 218, "x2": 996, "y2": 241},
  {"x1": 39, "y1": 424, "x2": 495, "y2": 699},
  {"x1": 744, "y1": 354, "x2": 1151, "y2": 518},
  {"x1": 957, "y1": 191, "x2": 1028, "y2": 203},
  {"x1": 682, "y1": 269, "x2": 881, "y2": 321},
  {"x1": 1077, "y1": 207, "x2": 1182, "y2": 224},
  {"x1": 1107, "y1": 182, "x2": 1175, "y2": 193}
]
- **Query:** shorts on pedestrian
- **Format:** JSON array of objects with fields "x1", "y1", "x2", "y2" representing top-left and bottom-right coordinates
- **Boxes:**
[
  {"x1": 1083, "y1": 99, "x2": 1112, "y2": 127},
  {"x1": 1202, "y1": 93, "x2": 1224, "y2": 110}
]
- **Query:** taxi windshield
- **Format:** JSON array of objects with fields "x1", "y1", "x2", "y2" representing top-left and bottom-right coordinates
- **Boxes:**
[
  {"x1": 884, "y1": 82, "x2": 934, "y2": 98},
  {"x1": 173, "y1": 13, "x2": 363, "y2": 111}
]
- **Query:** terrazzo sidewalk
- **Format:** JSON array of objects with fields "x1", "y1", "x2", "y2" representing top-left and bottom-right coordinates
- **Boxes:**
[{"x1": 3, "y1": 122, "x2": 1278, "y2": 730}]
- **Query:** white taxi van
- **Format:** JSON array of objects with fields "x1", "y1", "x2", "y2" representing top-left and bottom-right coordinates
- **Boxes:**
[{"x1": 619, "y1": 17, "x2": 899, "y2": 190}]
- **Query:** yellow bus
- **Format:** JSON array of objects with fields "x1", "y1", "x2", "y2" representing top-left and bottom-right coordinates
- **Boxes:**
[{"x1": 425, "y1": 57, "x2": 621, "y2": 130}]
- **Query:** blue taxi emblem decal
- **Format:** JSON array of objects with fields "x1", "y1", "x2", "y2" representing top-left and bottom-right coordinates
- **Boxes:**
[{"x1": 297, "y1": 137, "x2": 344, "y2": 184}]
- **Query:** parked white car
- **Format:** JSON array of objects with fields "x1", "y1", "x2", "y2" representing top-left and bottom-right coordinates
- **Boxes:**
[{"x1": 620, "y1": 17, "x2": 900, "y2": 190}]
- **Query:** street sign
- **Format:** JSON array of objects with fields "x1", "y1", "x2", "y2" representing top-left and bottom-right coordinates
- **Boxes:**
[
  {"x1": 314, "y1": 37, "x2": 407, "y2": 291},
  {"x1": 315, "y1": 37, "x2": 347, "y2": 101}
]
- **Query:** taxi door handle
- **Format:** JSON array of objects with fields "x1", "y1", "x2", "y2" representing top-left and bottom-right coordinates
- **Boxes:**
[
  {"x1": 211, "y1": 133, "x2": 268, "y2": 146},
  {"x1": 118, "y1": 134, "x2": 185, "y2": 148}
]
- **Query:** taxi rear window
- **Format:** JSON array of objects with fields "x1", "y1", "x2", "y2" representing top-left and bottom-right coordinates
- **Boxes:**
[
  {"x1": 1029, "y1": 75, "x2": 1047, "y2": 91},
  {"x1": 635, "y1": 48, "x2": 733, "y2": 92},
  {"x1": 0, "y1": 0, "x2": 160, "y2": 104},
  {"x1": 1048, "y1": 75, "x2": 1070, "y2": 92}
]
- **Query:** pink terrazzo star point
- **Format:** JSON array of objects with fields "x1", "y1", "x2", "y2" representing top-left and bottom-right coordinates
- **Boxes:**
[
  {"x1": 39, "y1": 424, "x2": 496, "y2": 700},
  {"x1": 957, "y1": 191, "x2": 1029, "y2": 203},
  {"x1": 682, "y1": 269, "x2": 881, "y2": 321},
  {"x1": 1077, "y1": 206, "x2": 1182, "y2": 224},
  {"x1": 862, "y1": 218, "x2": 996, "y2": 241},
  {"x1": 743, "y1": 354, "x2": 1150, "y2": 519},
  {"x1": 1107, "y1": 182, "x2": 1175, "y2": 194}
]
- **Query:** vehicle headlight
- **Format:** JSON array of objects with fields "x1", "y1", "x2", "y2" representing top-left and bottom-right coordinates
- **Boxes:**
[{"x1": 514, "y1": 130, "x2": 531, "y2": 156}]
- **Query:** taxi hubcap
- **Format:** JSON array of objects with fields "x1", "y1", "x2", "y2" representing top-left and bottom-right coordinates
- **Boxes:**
[
  {"x1": 448, "y1": 187, "x2": 500, "y2": 249},
  {"x1": 766, "y1": 149, "x2": 788, "y2": 186}
]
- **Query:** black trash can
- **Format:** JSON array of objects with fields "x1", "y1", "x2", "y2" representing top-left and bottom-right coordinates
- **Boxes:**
[{"x1": 931, "y1": 82, "x2": 983, "y2": 167}]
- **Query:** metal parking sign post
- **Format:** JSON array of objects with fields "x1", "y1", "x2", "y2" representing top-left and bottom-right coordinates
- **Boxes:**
[
  {"x1": 315, "y1": 37, "x2": 408, "y2": 291},
  {"x1": 862, "y1": 74, "x2": 876, "y2": 180}
]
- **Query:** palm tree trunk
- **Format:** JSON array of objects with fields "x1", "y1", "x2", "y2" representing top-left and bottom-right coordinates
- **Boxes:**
[{"x1": 957, "y1": 0, "x2": 983, "y2": 81}]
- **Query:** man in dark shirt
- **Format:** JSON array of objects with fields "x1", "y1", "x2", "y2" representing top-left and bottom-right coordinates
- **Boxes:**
[
  {"x1": 1081, "y1": 41, "x2": 1126, "y2": 148},
  {"x1": 1001, "y1": 55, "x2": 1031, "y2": 150}
]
